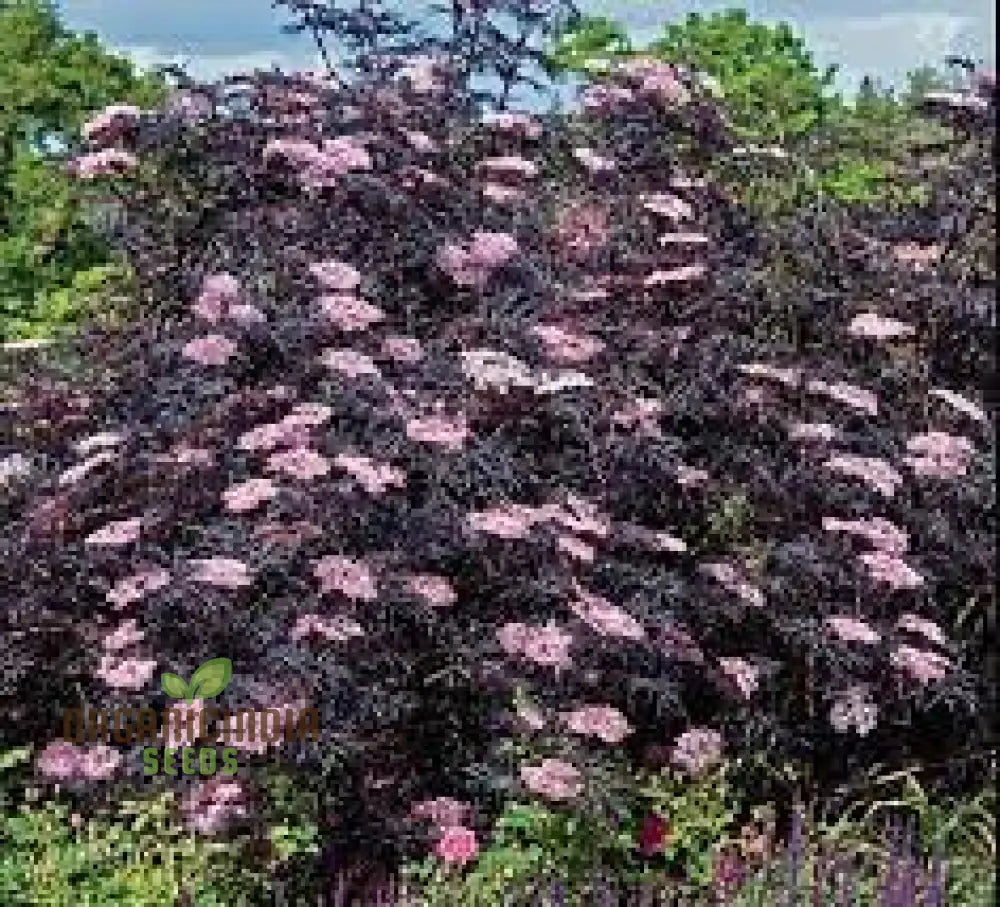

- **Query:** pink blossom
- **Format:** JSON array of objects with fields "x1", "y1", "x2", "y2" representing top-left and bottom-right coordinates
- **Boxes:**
[
  {"x1": 520, "y1": 759, "x2": 582, "y2": 801},
  {"x1": 891, "y1": 241, "x2": 943, "y2": 270},
  {"x1": 159, "y1": 444, "x2": 215, "y2": 467},
  {"x1": 521, "y1": 622, "x2": 575, "y2": 670},
  {"x1": 826, "y1": 615, "x2": 881, "y2": 645},
  {"x1": 736, "y1": 363, "x2": 801, "y2": 387},
  {"x1": 181, "y1": 779, "x2": 250, "y2": 834},
  {"x1": 107, "y1": 567, "x2": 171, "y2": 609},
  {"x1": 182, "y1": 334, "x2": 237, "y2": 366},
  {"x1": 266, "y1": 447, "x2": 331, "y2": 481},
  {"x1": 411, "y1": 797, "x2": 472, "y2": 828},
  {"x1": 568, "y1": 583, "x2": 646, "y2": 640},
  {"x1": 309, "y1": 260, "x2": 362, "y2": 291},
  {"x1": 903, "y1": 432, "x2": 974, "y2": 479},
  {"x1": 404, "y1": 573, "x2": 458, "y2": 606},
  {"x1": 480, "y1": 111, "x2": 542, "y2": 139},
  {"x1": 69, "y1": 149, "x2": 137, "y2": 178},
  {"x1": 659, "y1": 231, "x2": 710, "y2": 246},
  {"x1": 467, "y1": 504, "x2": 539, "y2": 540},
  {"x1": 78, "y1": 744, "x2": 123, "y2": 780},
  {"x1": 318, "y1": 294, "x2": 386, "y2": 331},
  {"x1": 928, "y1": 388, "x2": 988, "y2": 424},
  {"x1": 36, "y1": 741, "x2": 84, "y2": 781},
  {"x1": 290, "y1": 613, "x2": 365, "y2": 643},
  {"x1": 314, "y1": 555, "x2": 378, "y2": 600},
  {"x1": 890, "y1": 645, "x2": 950, "y2": 683},
  {"x1": 381, "y1": 336, "x2": 424, "y2": 363},
  {"x1": 459, "y1": 348, "x2": 535, "y2": 391},
  {"x1": 698, "y1": 563, "x2": 765, "y2": 608},
  {"x1": 320, "y1": 348, "x2": 382, "y2": 379},
  {"x1": 482, "y1": 183, "x2": 526, "y2": 204},
  {"x1": 676, "y1": 464, "x2": 710, "y2": 487},
  {"x1": 572, "y1": 148, "x2": 617, "y2": 173},
  {"x1": 611, "y1": 397, "x2": 663, "y2": 436},
  {"x1": 824, "y1": 454, "x2": 903, "y2": 498},
  {"x1": 228, "y1": 303, "x2": 266, "y2": 324},
  {"x1": 821, "y1": 516, "x2": 909, "y2": 554},
  {"x1": 95, "y1": 654, "x2": 157, "y2": 690},
  {"x1": 897, "y1": 613, "x2": 947, "y2": 647},
  {"x1": 192, "y1": 273, "x2": 240, "y2": 322},
  {"x1": 59, "y1": 450, "x2": 116, "y2": 486},
  {"x1": 858, "y1": 551, "x2": 925, "y2": 591},
  {"x1": 641, "y1": 193, "x2": 693, "y2": 221},
  {"x1": 434, "y1": 826, "x2": 479, "y2": 866},
  {"x1": 74, "y1": 431, "x2": 125, "y2": 455},
  {"x1": 102, "y1": 619, "x2": 144, "y2": 652},
  {"x1": 557, "y1": 535, "x2": 595, "y2": 562},
  {"x1": 718, "y1": 657, "x2": 760, "y2": 698},
  {"x1": 530, "y1": 325, "x2": 605, "y2": 364},
  {"x1": 283, "y1": 403, "x2": 333, "y2": 427},
  {"x1": 847, "y1": 312, "x2": 916, "y2": 341},
  {"x1": 561, "y1": 705, "x2": 632, "y2": 744},
  {"x1": 222, "y1": 477, "x2": 279, "y2": 512},
  {"x1": 787, "y1": 422, "x2": 839, "y2": 443},
  {"x1": 670, "y1": 728, "x2": 724, "y2": 777},
  {"x1": 334, "y1": 454, "x2": 406, "y2": 494},
  {"x1": 402, "y1": 130, "x2": 438, "y2": 152},
  {"x1": 644, "y1": 264, "x2": 708, "y2": 285},
  {"x1": 807, "y1": 380, "x2": 879, "y2": 417},
  {"x1": 580, "y1": 83, "x2": 635, "y2": 113},
  {"x1": 187, "y1": 558, "x2": 254, "y2": 589},
  {"x1": 237, "y1": 420, "x2": 312, "y2": 453},
  {"x1": 84, "y1": 516, "x2": 141, "y2": 547},
  {"x1": 497, "y1": 622, "x2": 531, "y2": 657},
  {"x1": 553, "y1": 495, "x2": 611, "y2": 538},
  {"x1": 405, "y1": 414, "x2": 470, "y2": 451},
  {"x1": 829, "y1": 687, "x2": 878, "y2": 736},
  {"x1": 481, "y1": 156, "x2": 538, "y2": 179},
  {"x1": 81, "y1": 103, "x2": 142, "y2": 142},
  {"x1": 552, "y1": 202, "x2": 610, "y2": 260}
]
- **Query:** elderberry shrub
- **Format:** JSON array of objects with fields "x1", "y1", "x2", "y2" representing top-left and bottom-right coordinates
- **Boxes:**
[{"x1": 2, "y1": 57, "x2": 993, "y2": 872}]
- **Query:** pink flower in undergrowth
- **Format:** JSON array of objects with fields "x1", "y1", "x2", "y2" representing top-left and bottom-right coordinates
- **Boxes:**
[
  {"x1": 520, "y1": 759, "x2": 582, "y2": 801},
  {"x1": 74, "y1": 431, "x2": 125, "y2": 455},
  {"x1": 903, "y1": 431, "x2": 975, "y2": 479},
  {"x1": 561, "y1": 705, "x2": 633, "y2": 744},
  {"x1": 557, "y1": 535, "x2": 595, "y2": 562},
  {"x1": 102, "y1": 618, "x2": 144, "y2": 652},
  {"x1": 572, "y1": 147, "x2": 617, "y2": 173},
  {"x1": 580, "y1": 84, "x2": 635, "y2": 114},
  {"x1": 238, "y1": 420, "x2": 313, "y2": 453},
  {"x1": 928, "y1": 388, "x2": 988, "y2": 425},
  {"x1": 434, "y1": 826, "x2": 479, "y2": 866},
  {"x1": 826, "y1": 615, "x2": 881, "y2": 645},
  {"x1": 228, "y1": 303, "x2": 266, "y2": 324},
  {"x1": 266, "y1": 447, "x2": 331, "y2": 481},
  {"x1": 698, "y1": 563, "x2": 765, "y2": 608},
  {"x1": 670, "y1": 728, "x2": 724, "y2": 777},
  {"x1": 847, "y1": 312, "x2": 916, "y2": 341},
  {"x1": 676, "y1": 464, "x2": 710, "y2": 487},
  {"x1": 829, "y1": 686, "x2": 878, "y2": 736},
  {"x1": 467, "y1": 504, "x2": 541, "y2": 540},
  {"x1": 95, "y1": 654, "x2": 157, "y2": 690},
  {"x1": 824, "y1": 454, "x2": 903, "y2": 498},
  {"x1": 858, "y1": 551, "x2": 925, "y2": 591},
  {"x1": 334, "y1": 454, "x2": 406, "y2": 495},
  {"x1": 81, "y1": 103, "x2": 142, "y2": 142},
  {"x1": 314, "y1": 555, "x2": 378, "y2": 600},
  {"x1": 290, "y1": 613, "x2": 365, "y2": 643},
  {"x1": 806, "y1": 380, "x2": 879, "y2": 416},
  {"x1": 481, "y1": 155, "x2": 538, "y2": 179},
  {"x1": 552, "y1": 202, "x2": 610, "y2": 261},
  {"x1": 107, "y1": 567, "x2": 171, "y2": 609},
  {"x1": 553, "y1": 495, "x2": 611, "y2": 538},
  {"x1": 320, "y1": 348, "x2": 382, "y2": 379},
  {"x1": 404, "y1": 573, "x2": 459, "y2": 606},
  {"x1": 84, "y1": 516, "x2": 141, "y2": 547},
  {"x1": 891, "y1": 241, "x2": 943, "y2": 270},
  {"x1": 222, "y1": 477, "x2": 279, "y2": 512},
  {"x1": 182, "y1": 334, "x2": 237, "y2": 366},
  {"x1": 821, "y1": 516, "x2": 909, "y2": 554},
  {"x1": 480, "y1": 111, "x2": 542, "y2": 139},
  {"x1": 402, "y1": 129, "x2": 438, "y2": 152},
  {"x1": 181, "y1": 779, "x2": 250, "y2": 835},
  {"x1": 521, "y1": 622, "x2": 575, "y2": 670},
  {"x1": 283, "y1": 402, "x2": 333, "y2": 427},
  {"x1": 497, "y1": 622, "x2": 531, "y2": 657},
  {"x1": 192, "y1": 272, "x2": 240, "y2": 322},
  {"x1": 159, "y1": 444, "x2": 215, "y2": 467},
  {"x1": 69, "y1": 148, "x2": 137, "y2": 178},
  {"x1": 897, "y1": 613, "x2": 947, "y2": 647},
  {"x1": 530, "y1": 324, "x2": 605, "y2": 364},
  {"x1": 659, "y1": 231, "x2": 710, "y2": 246},
  {"x1": 37, "y1": 741, "x2": 121, "y2": 782},
  {"x1": 641, "y1": 192, "x2": 693, "y2": 221},
  {"x1": 891, "y1": 645, "x2": 950, "y2": 683},
  {"x1": 644, "y1": 264, "x2": 708, "y2": 285},
  {"x1": 405, "y1": 413, "x2": 471, "y2": 451},
  {"x1": 309, "y1": 260, "x2": 362, "y2": 292},
  {"x1": 187, "y1": 558, "x2": 254, "y2": 589},
  {"x1": 568, "y1": 583, "x2": 646, "y2": 641},
  {"x1": 411, "y1": 797, "x2": 472, "y2": 828},
  {"x1": 482, "y1": 182, "x2": 526, "y2": 204},
  {"x1": 736, "y1": 363, "x2": 801, "y2": 387},
  {"x1": 381, "y1": 336, "x2": 424, "y2": 363},
  {"x1": 59, "y1": 450, "x2": 116, "y2": 486},
  {"x1": 787, "y1": 422, "x2": 839, "y2": 444},
  {"x1": 611, "y1": 397, "x2": 663, "y2": 436},
  {"x1": 718, "y1": 657, "x2": 760, "y2": 699}
]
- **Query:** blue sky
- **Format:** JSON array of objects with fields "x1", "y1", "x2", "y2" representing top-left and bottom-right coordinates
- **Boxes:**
[{"x1": 57, "y1": 0, "x2": 996, "y2": 98}]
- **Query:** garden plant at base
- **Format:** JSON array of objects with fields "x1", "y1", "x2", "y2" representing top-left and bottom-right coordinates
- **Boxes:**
[{"x1": 0, "y1": 13, "x2": 994, "y2": 905}]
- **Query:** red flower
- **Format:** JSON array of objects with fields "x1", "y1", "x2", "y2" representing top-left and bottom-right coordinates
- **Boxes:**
[{"x1": 638, "y1": 813, "x2": 670, "y2": 856}]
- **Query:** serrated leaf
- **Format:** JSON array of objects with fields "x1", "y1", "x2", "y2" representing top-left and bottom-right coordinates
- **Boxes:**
[
  {"x1": 160, "y1": 672, "x2": 189, "y2": 699},
  {"x1": 187, "y1": 657, "x2": 233, "y2": 703}
]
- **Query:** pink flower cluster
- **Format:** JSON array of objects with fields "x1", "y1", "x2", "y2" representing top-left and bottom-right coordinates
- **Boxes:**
[
  {"x1": 437, "y1": 231, "x2": 519, "y2": 290},
  {"x1": 567, "y1": 583, "x2": 646, "y2": 641},
  {"x1": 497, "y1": 621, "x2": 574, "y2": 670},
  {"x1": 262, "y1": 136, "x2": 371, "y2": 189},
  {"x1": 670, "y1": 727, "x2": 724, "y2": 776},
  {"x1": 69, "y1": 149, "x2": 138, "y2": 178},
  {"x1": 903, "y1": 431, "x2": 975, "y2": 479},
  {"x1": 314, "y1": 554, "x2": 379, "y2": 600},
  {"x1": 36, "y1": 741, "x2": 122, "y2": 782},
  {"x1": 560, "y1": 704, "x2": 633, "y2": 744},
  {"x1": 520, "y1": 758, "x2": 582, "y2": 800},
  {"x1": 181, "y1": 778, "x2": 250, "y2": 834},
  {"x1": 81, "y1": 103, "x2": 142, "y2": 143}
]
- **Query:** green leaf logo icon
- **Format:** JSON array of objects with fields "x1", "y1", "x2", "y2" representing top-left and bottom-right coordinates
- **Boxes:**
[{"x1": 160, "y1": 658, "x2": 233, "y2": 704}]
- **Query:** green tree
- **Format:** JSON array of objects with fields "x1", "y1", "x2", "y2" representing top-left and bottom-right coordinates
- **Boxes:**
[
  {"x1": 545, "y1": 14, "x2": 633, "y2": 78},
  {"x1": 0, "y1": 0, "x2": 165, "y2": 340}
]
